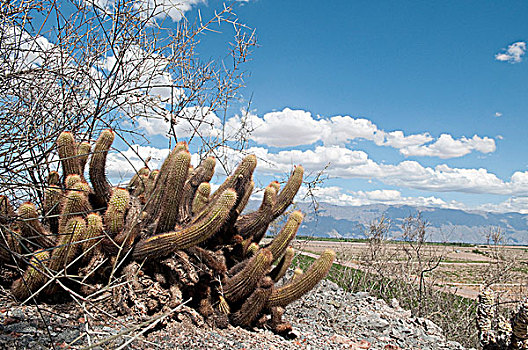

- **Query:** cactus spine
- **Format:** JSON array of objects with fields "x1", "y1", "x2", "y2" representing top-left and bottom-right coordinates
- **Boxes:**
[
  {"x1": 89, "y1": 129, "x2": 114, "y2": 206},
  {"x1": 268, "y1": 249, "x2": 335, "y2": 308},
  {"x1": 224, "y1": 248, "x2": 273, "y2": 303},
  {"x1": 231, "y1": 276, "x2": 273, "y2": 327},
  {"x1": 269, "y1": 247, "x2": 295, "y2": 282},
  {"x1": 57, "y1": 132, "x2": 80, "y2": 178},
  {"x1": 133, "y1": 189, "x2": 237, "y2": 260},
  {"x1": 104, "y1": 188, "x2": 130, "y2": 236}
]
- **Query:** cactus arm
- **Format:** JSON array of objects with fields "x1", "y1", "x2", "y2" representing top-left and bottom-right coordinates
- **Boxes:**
[
  {"x1": 126, "y1": 167, "x2": 150, "y2": 194},
  {"x1": 272, "y1": 165, "x2": 303, "y2": 220},
  {"x1": 11, "y1": 249, "x2": 50, "y2": 300},
  {"x1": 235, "y1": 183, "x2": 275, "y2": 240},
  {"x1": 49, "y1": 217, "x2": 86, "y2": 272},
  {"x1": 266, "y1": 211, "x2": 303, "y2": 260},
  {"x1": 155, "y1": 150, "x2": 191, "y2": 233},
  {"x1": 89, "y1": 129, "x2": 114, "y2": 207},
  {"x1": 58, "y1": 191, "x2": 91, "y2": 234},
  {"x1": 57, "y1": 132, "x2": 80, "y2": 178},
  {"x1": 43, "y1": 186, "x2": 62, "y2": 234},
  {"x1": 178, "y1": 157, "x2": 216, "y2": 223},
  {"x1": 104, "y1": 188, "x2": 130, "y2": 236},
  {"x1": 142, "y1": 142, "x2": 187, "y2": 227},
  {"x1": 230, "y1": 276, "x2": 273, "y2": 327},
  {"x1": 17, "y1": 202, "x2": 54, "y2": 249},
  {"x1": 132, "y1": 189, "x2": 237, "y2": 260},
  {"x1": 224, "y1": 248, "x2": 273, "y2": 304},
  {"x1": 269, "y1": 247, "x2": 295, "y2": 282},
  {"x1": 191, "y1": 182, "x2": 211, "y2": 215},
  {"x1": 77, "y1": 142, "x2": 92, "y2": 176},
  {"x1": 268, "y1": 249, "x2": 335, "y2": 308}
]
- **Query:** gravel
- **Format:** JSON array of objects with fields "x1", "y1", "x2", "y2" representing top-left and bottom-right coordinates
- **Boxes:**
[{"x1": 0, "y1": 280, "x2": 475, "y2": 349}]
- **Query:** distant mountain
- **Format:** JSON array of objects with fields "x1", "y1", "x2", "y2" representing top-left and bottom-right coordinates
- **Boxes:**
[{"x1": 255, "y1": 201, "x2": 528, "y2": 244}]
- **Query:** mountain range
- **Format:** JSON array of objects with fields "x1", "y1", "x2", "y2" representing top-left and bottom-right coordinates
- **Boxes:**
[{"x1": 259, "y1": 202, "x2": 528, "y2": 245}]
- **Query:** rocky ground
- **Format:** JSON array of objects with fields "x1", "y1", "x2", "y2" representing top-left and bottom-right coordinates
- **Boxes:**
[{"x1": 0, "y1": 279, "x2": 474, "y2": 349}]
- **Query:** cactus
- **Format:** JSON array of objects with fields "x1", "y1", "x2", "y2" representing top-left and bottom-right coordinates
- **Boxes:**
[
  {"x1": 224, "y1": 248, "x2": 273, "y2": 304},
  {"x1": 11, "y1": 249, "x2": 50, "y2": 301},
  {"x1": 2, "y1": 130, "x2": 335, "y2": 337},
  {"x1": 269, "y1": 247, "x2": 295, "y2": 282},
  {"x1": 89, "y1": 129, "x2": 114, "y2": 207},
  {"x1": 268, "y1": 249, "x2": 336, "y2": 308},
  {"x1": 57, "y1": 131, "x2": 80, "y2": 178},
  {"x1": 104, "y1": 188, "x2": 130, "y2": 236}
]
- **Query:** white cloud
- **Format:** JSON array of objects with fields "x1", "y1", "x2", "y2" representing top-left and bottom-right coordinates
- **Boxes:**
[
  {"x1": 495, "y1": 41, "x2": 526, "y2": 63},
  {"x1": 296, "y1": 186, "x2": 467, "y2": 210},
  {"x1": 495, "y1": 112, "x2": 502, "y2": 117},
  {"x1": 399, "y1": 134, "x2": 496, "y2": 159},
  {"x1": 244, "y1": 144, "x2": 528, "y2": 196},
  {"x1": 87, "y1": 0, "x2": 204, "y2": 22},
  {"x1": 136, "y1": 107, "x2": 222, "y2": 139},
  {"x1": 222, "y1": 108, "x2": 494, "y2": 159},
  {"x1": 478, "y1": 197, "x2": 528, "y2": 214}
]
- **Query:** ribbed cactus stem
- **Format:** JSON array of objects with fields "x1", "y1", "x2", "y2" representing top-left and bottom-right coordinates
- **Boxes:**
[
  {"x1": 43, "y1": 186, "x2": 62, "y2": 234},
  {"x1": 224, "y1": 248, "x2": 273, "y2": 304},
  {"x1": 178, "y1": 157, "x2": 216, "y2": 222},
  {"x1": 83, "y1": 213, "x2": 103, "y2": 260},
  {"x1": 58, "y1": 191, "x2": 91, "y2": 234},
  {"x1": 104, "y1": 188, "x2": 130, "y2": 236},
  {"x1": 155, "y1": 150, "x2": 191, "y2": 233},
  {"x1": 268, "y1": 249, "x2": 335, "y2": 308},
  {"x1": 71, "y1": 181, "x2": 91, "y2": 194},
  {"x1": 235, "y1": 183, "x2": 276, "y2": 240},
  {"x1": 272, "y1": 165, "x2": 303, "y2": 219},
  {"x1": 267, "y1": 211, "x2": 303, "y2": 260},
  {"x1": 231, "y1": 276, "x2": 273, "y2": 327},
  {"x1": 132, "y1": 189, "x2": 237, "y2": 260},
  {"x1": 269, "y1": 247, "x2": 295, "y2": 282},
  {"x1": 77, "y1": 142, "x2": 92, "y2": 175},
  {"x1": 145, "y1": 169, "x2": 159, "y2": 198},
  {"x1": 246, "y1": 242, "x2": 259, "y2": 257},
  {"x1": 235, "y1": 181, "x2": 254, "y2": 217},
  {"x1": 11, "y1": 249, "x2": 50, "y2": 300},
  {"x1": 89, "y1": 129, "x2": 114, "y2": 206},
  {"x1": 192, "y1": 182, "x2": 211, "y2": 215},
  {"x1": 57, "y1": 132, "x2": 80, "y2": 178},
  {"x1": 210, "y1": 154, "x2": 257, "y2": 203},
  {"x1": 50, "y1": 217, "x2": 86, "y2": 271},
  {"x1": 17, "y1": 202, "x2": 54, "y2": 248},
  {"x1": 143, "y1": 142, "x2": 187, "y2": 226}
]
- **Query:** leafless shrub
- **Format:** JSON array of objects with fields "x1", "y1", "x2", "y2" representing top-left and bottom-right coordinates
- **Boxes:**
[{"x1": 0, "y1": 0, "x2": 256, "y2": 205}]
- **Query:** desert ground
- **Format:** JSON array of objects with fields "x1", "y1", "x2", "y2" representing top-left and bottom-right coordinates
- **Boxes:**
[{"x1": 286, "y1": 239, "x2": 528, "y2": 301}]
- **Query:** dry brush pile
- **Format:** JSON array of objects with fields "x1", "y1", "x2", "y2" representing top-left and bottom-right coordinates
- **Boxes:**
[{"x1": 0, "y1": 130, "x2": 335, "y2": 335}]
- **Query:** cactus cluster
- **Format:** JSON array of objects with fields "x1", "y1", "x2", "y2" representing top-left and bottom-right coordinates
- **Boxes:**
[
  {"x1": 477, "y1": 287, "x2": 528, "y2": 349},
  {"x1": 0, "y1": 130, "x2": 335, "y2": 334}
]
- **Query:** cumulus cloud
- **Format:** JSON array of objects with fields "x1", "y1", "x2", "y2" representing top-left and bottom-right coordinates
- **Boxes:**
[
  {"x1": 399, "y1": 134, "x2": 496, "y2": 159},
  {"x1": 87, "y1": 0, "x2": 204, "y2": 22},
  {"x1": 244, "y1": 144, "x2": 528, "y2": 196},
  {"x1": 221, "y1": 108, "x2": 494, "y2": 159},
  {"x1": 495, "y1": 41, "x2": 526, "y2": 63},
  {"x1": 136, "y1": 107, "x2": 223, "y2": 139},
  {"x1": 295, "y1": 186, "x2": 466, "y2": 210}
]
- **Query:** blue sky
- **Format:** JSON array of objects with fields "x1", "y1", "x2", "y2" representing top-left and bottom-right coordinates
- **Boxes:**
[{"x1": 90, "y1": 1, "x2": 528, "y2": 213}]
